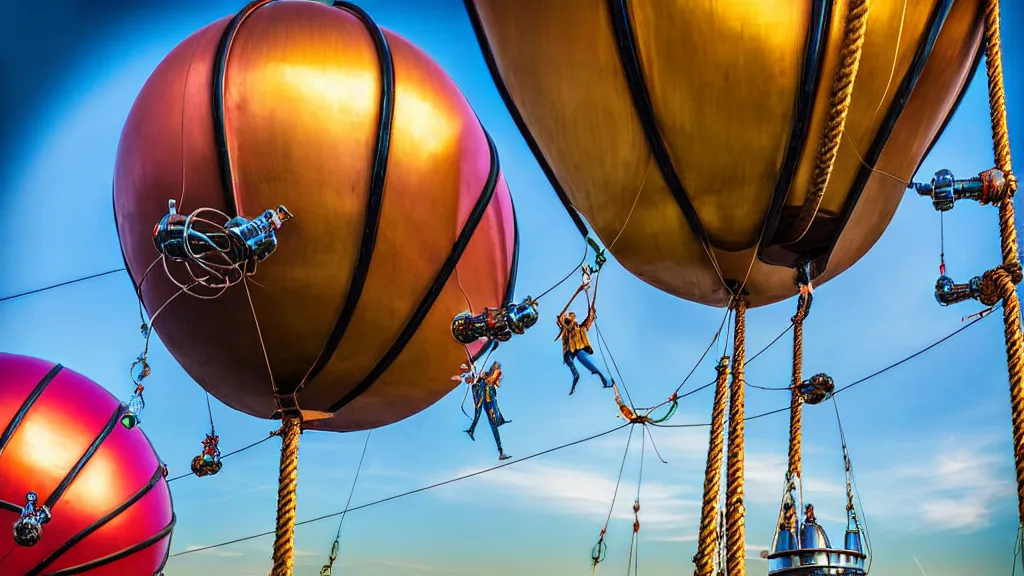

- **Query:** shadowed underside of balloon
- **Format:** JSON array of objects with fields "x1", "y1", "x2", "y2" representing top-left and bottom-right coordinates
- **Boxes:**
[
  {"x1": 0, "y1": 353, "x2": 175, "y2": 576},
  {"x1": 113, "y1": 0, "x2": 519, "y2": 432},
  {"x1": 465, "y1": 0, "x2": 983, "y2": 307}
]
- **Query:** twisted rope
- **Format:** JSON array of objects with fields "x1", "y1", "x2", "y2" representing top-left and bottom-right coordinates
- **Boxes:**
[
  {"x1": 693, "y1": 357, "x2": 731, "y2": 576},
  {"x1": 787, "y1": 0, "x2": 872, "y2": 243},
  {"x1": 788, "y1": 297, "x2": 810, "y2": 480},
  {"x1": 725, "y1": 299, "x2": 748, "y2": 576},
  {"x1": 271, "y1": 414, "x2": 302, "y2": 576},
  {"x1": 981, "y1": 0, "x2": 1024, "y2": 527}
]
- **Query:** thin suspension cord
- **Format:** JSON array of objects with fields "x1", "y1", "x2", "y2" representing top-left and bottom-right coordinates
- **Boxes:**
[
  {"x1": 842, "y1": 125, "x2": 910, "y2": 186},
  {"x1": 833, "y1": 308, "x2": 994, "y2": 395},
  {"x1": 831, "y1": 396, "x2": 873, "y2": 573},
  {"x1": 321, "y1": 431, "x2": 372, "y2": 575},
  {"x1": 626, "y1": 430, "x2": 646, "y2": 576},
  {"x1": 608, "y1": 161, "x2": 652, "y2": 251},
  {"x1": 454, "y1": 265, "x2": 475, "y2": 314},
  {"x1": 535, "y1": 241, "x2": 589, "y2": 302},
  {"x1": 334, "y1": 431, "x2": 372, "y2": 541},
  {"x1": 0, "y1": 268, "x2": 126, "y2": 303},
  {"x1": 592, "y1": 425, "x2": 635, "y2": 576},
  {"x1": 169, "y1": 423, "x2": 630, "y2": 558},
  {"x1": 205, "y1": 392, "x2": 216, "y2": 433},
  {"x1": 639, "y1": 312, "x2": 787, "y2": 413},
  {"x1": 870, "y1": 0, "x2": 910, "y2": 124},
  {"x1": 166, "y1": 433, "x2": 277, "y2": 483},
  {"x1": 674, "y1": 309, "x2": 731, "y2": 397},
  {"x1": 1014, "y1": 523, "x2": 1024, "y2": 576},
  {"x1": 595, "y1": 319, "x2": 635, "y2": 410},
  {"x1": 655, "y1": 308, "x2": 995, "y2": 428}
]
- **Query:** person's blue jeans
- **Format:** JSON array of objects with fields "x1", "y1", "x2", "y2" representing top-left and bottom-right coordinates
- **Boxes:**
[
  {"x1": 564, "y1": 350, "x2": 609, "y2": 392},
  {"x1": 466, "y1": 385, "x2": 507, "y2": 457}
]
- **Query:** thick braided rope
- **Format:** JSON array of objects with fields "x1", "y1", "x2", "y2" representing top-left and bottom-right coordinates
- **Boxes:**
[
  {"x1": 982, "y1": 0, "x2": 1024, "y2": 527},
  {"x1": 693, "y1": 358, "x2": 731, "y2": 576},
  {"x1": 725, "y1": 300, "x2": 748, "y2": 576},
  {"x1": 787, "y1": 0, "x2": 872, "y2": 243},
  {"x1": 788, "y1": 303, "x2": 808, "y2": 480},
  {"x1": 271, "y1": 415, "x2": 302, "y2": 576}
]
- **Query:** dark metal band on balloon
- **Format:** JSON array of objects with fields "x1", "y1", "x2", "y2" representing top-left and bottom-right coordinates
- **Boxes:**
[
  {"x1": 605, "y1": 0, "x2": 711, "y2": 253},
  {"x1": 0, "y1": 365, "x2": 57, "y2": 547},
  {"x1": 24, "y1": 464, "x2": 166, "y2": 575},
  {"x1": 758, "y1": 0, "x2": 833, "y2": 268},
  {"x1": 821, "y1": 0, "x2": 956, "y2": 272},
  {"x1": 44, "y1": 515, "x2": 176, "y2": 576},
  {"x1": 0, "y1": 363, "x2": 63, "y2": 457},
  {"x1": 45, "y1": 404, "x2": 129, "y2": 512},
  {"x1": 327, "y1": 131, "x2": 502, "y2": 413},
  {"x1": 288, "y1": 0, "x2": 397, "y2": 397},
  {"x1": 462, "y1": 0, "x2": 588, "y2": 238},
  {"x1": 136, "y1": 429, "x2": 176, "y2": 576},
  {"x1": 212, "y1": 0, "x2": 276, "y2": 217}
]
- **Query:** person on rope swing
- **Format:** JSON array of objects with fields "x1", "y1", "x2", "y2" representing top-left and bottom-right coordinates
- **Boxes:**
[
  {"x1": 556, "y1": 267, "x2": 613, "y2": 395},
  {"x1": 461, "y1": 361, "x2": 512, "y2": 461}
]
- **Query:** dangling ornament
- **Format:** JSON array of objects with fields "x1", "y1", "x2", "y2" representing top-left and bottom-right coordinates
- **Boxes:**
[
  {"x1": 121, "y1": 354, "x2": 150, "y2": 429},
  {"x1": 451, "y1": 296, "x2": 539, "y2": 345},
  {"x1": 797, "y1": 373, "x2": 835, "y2": 405},
  {"x1": 190, "y1": 433, "x2": 223, "y2": 477},
  {"x1": 12, "y1": 492, "x2": 51, "y2": 547}
]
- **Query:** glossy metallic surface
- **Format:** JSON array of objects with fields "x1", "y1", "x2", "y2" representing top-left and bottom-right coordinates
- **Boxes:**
[
  {"x1": 451, "y1": 296, "x2": 538, "y2": 344},
  {"x1": 911, "y1": 167, "x2": 1008, "y2": 211},
  {"x1": 934, "y1": 273, "x2": 982, "y2": 305},
  {"x1": 768, "y1": 523, "x2": 866, "y2": 575},
  {"x1": 0, "y1": 353, "x2": 173, "y2": 575},
  {"x1": 469, "y1": 0, "x2": 983, "y2": 307},
  {"x1": 114, "y1": 1, "x2": 515, "y2": 431}
]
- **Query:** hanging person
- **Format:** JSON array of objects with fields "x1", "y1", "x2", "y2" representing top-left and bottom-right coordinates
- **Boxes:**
[
  {"x1": 555, "y1": 267, "x2": 613, "y2": 394},
  {"x1": 464, "y1": 361, "x2": 512, "y2": 460}
]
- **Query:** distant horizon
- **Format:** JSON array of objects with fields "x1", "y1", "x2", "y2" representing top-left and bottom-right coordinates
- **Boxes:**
[{"x1": 1, "y1": 1, "x2": 1022, "y2": 575}]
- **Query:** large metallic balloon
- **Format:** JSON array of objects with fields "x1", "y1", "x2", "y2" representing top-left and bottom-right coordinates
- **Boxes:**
[
  {"x1": 114, "y1": 1, "x2": 517, "y2": 431},
  {"x1": 465, "y1": 0, "x2": 982, "y2": 307},
  {"x1": 0, "y1": 353, "x2": 175, "y2": 575}
]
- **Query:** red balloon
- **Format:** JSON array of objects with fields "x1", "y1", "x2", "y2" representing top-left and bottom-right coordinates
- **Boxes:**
[{"x1": 0, "y1": 353, "x2": 175, "y2": 575}]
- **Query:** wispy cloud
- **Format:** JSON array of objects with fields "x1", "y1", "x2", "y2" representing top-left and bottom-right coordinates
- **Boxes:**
[
  {"x1": 446, "y1": 461, "x2": 700, "y2": 533},
  {"x1": 855, "y1": 434, "x2": 1014, "y2": 532}
]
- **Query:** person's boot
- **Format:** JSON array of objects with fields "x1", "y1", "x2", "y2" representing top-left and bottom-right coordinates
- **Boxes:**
[
  {"x1": 569, "y1": 372, "x2": 580, "y2": 395},
  {"x1": 498, "y1": 450, "x2": 512, "y2": 461},
  {"x1": 464, "y1": 427, "x2": 476, "y2": 441},
  {"x1": 598, "y1": 373, "x2": 612, "y2": 388}
]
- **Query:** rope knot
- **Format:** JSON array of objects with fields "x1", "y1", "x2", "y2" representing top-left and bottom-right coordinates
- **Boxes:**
[
  {"x1": 978, "y1": 168, "x2": 1015, "y2": 205},
  {"x1": 979, "y1": 262, "x2": 1021, "y2": 306}
]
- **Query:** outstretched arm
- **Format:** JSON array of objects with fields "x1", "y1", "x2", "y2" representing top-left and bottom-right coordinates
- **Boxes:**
[{"x1": 559, "y1": 283, "x2": 586, "y2": 318}]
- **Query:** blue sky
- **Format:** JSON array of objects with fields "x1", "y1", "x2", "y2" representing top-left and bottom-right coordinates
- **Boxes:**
[{"x1": 0, "y1": 1, "x2": 1022, "y2": 575}]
